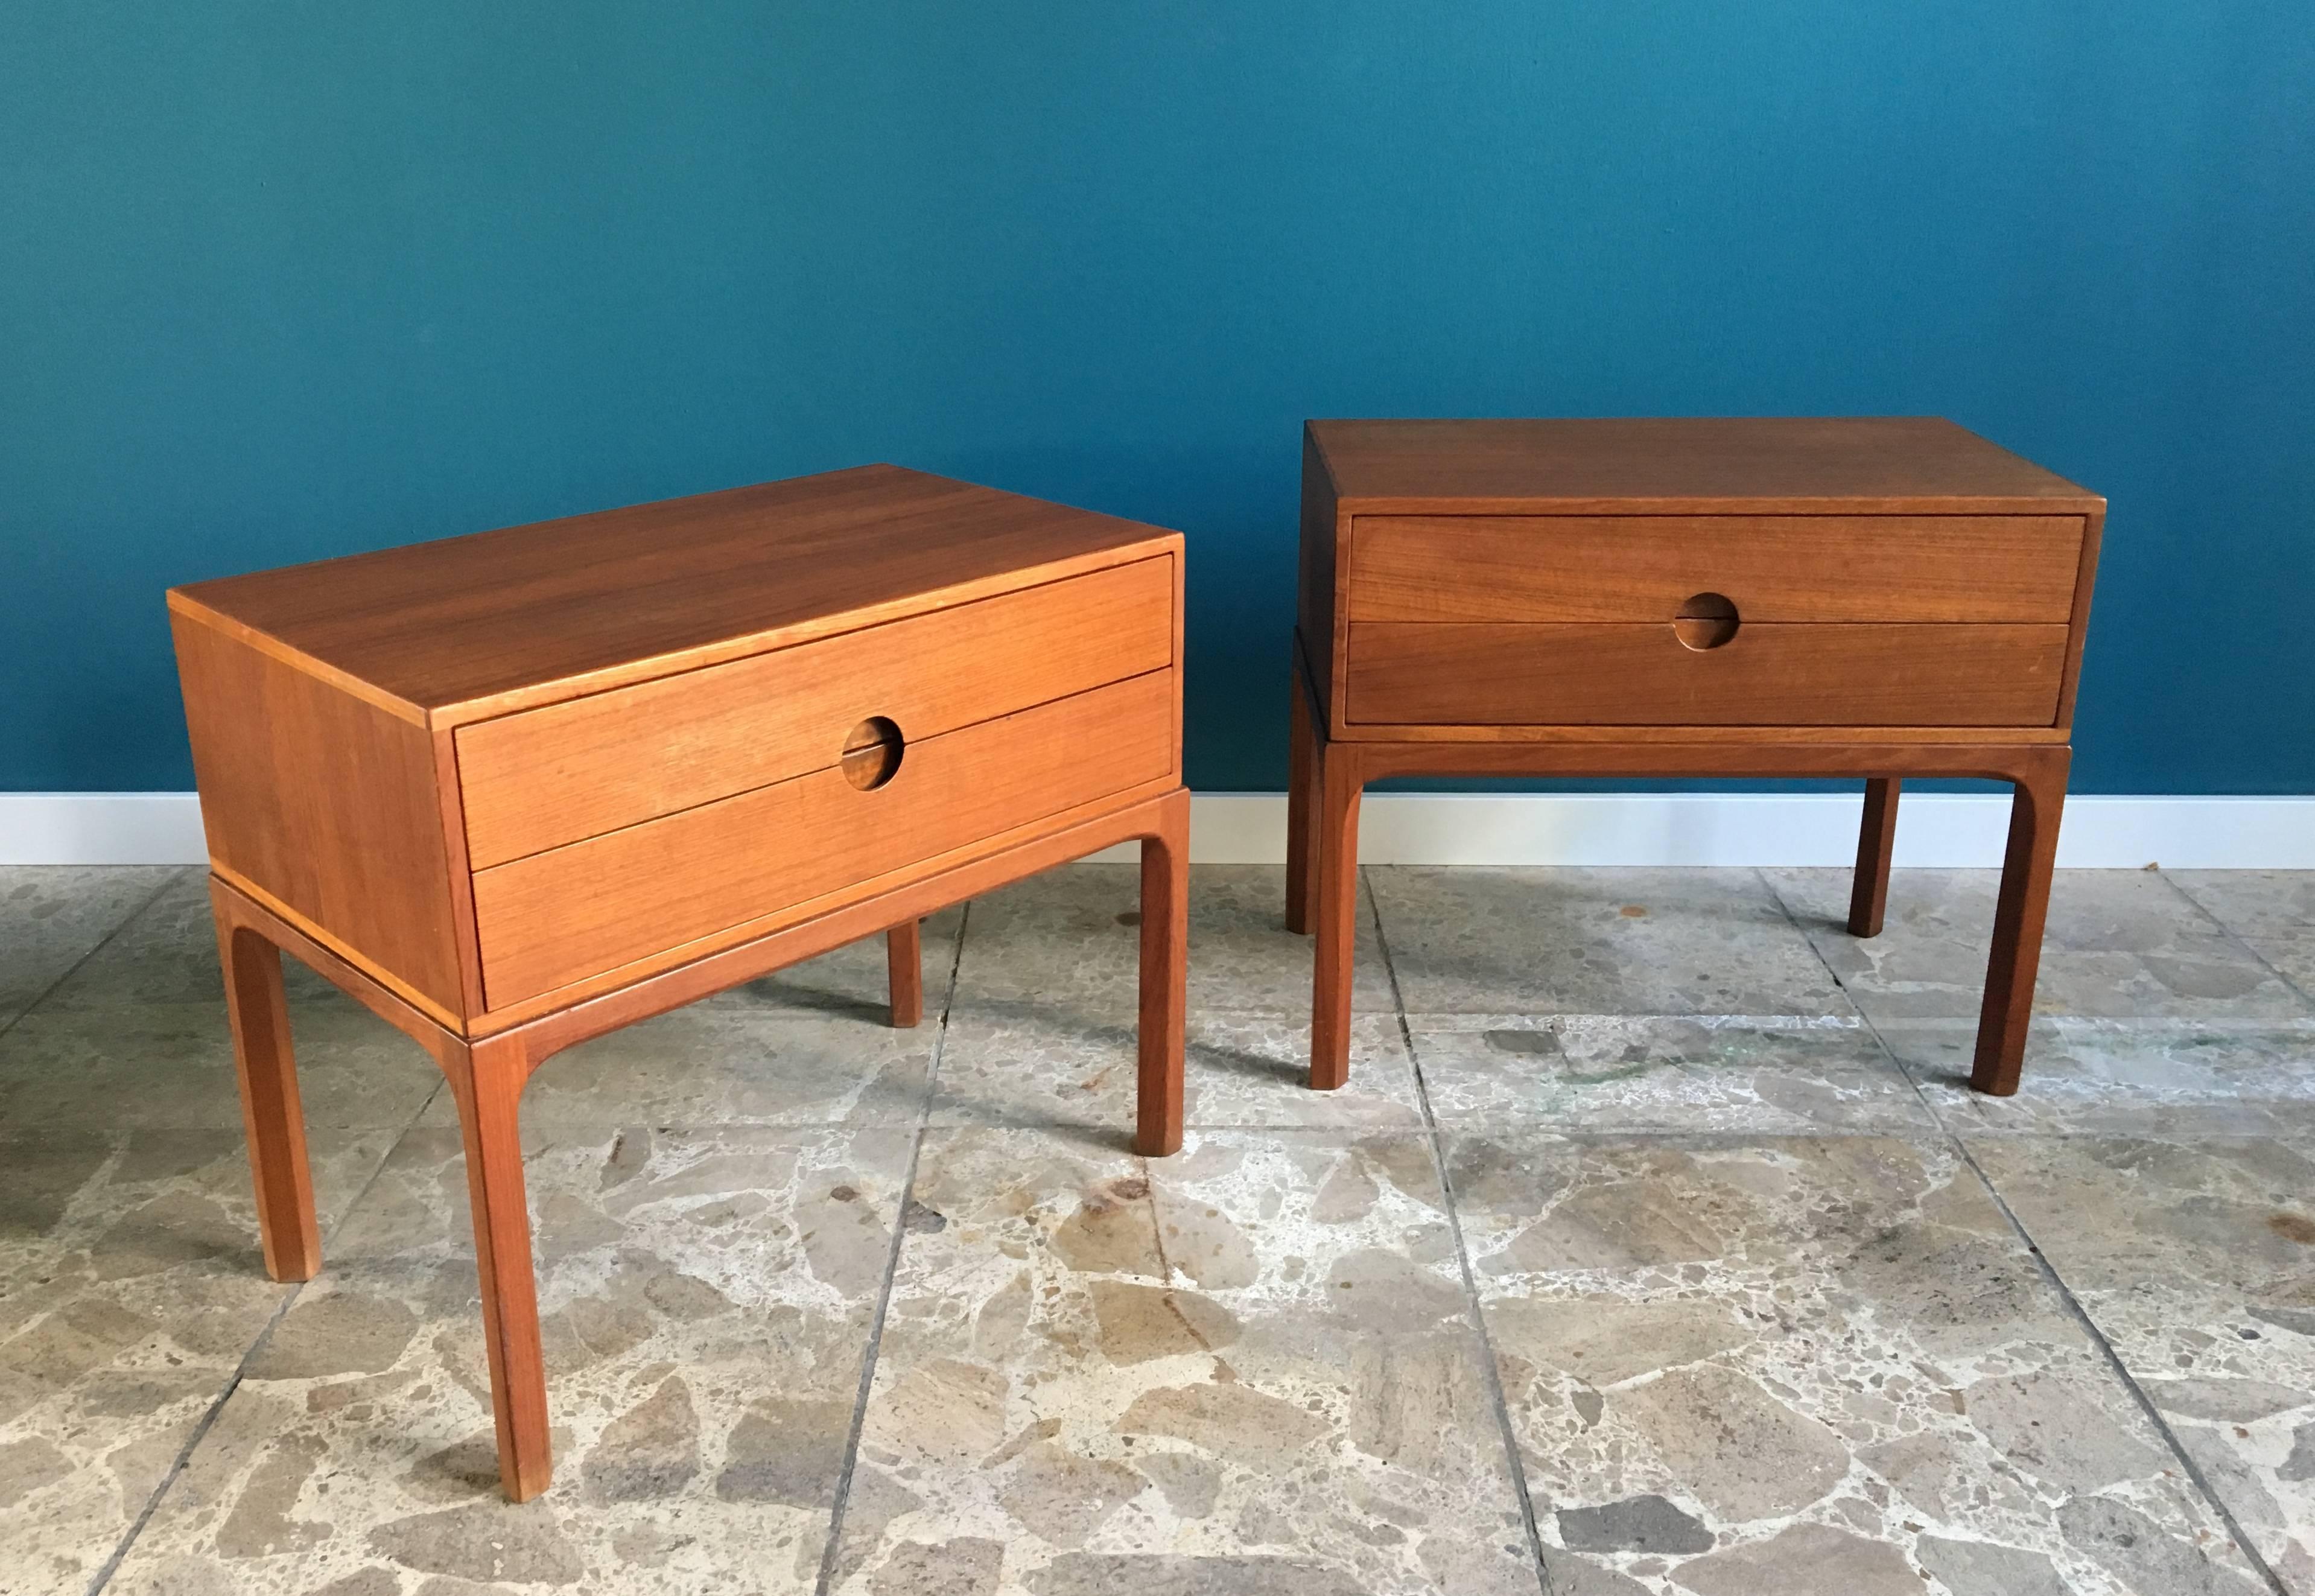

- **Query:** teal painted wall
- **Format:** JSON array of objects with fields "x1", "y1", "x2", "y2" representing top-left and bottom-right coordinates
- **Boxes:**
[{"x1": 4, "y1": 3, "x2": 2309, "y2": 793}]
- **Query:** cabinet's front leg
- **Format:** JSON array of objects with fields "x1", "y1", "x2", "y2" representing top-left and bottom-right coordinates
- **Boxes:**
[
  {"x1": 212, "y1": 883, "x2": 320, "y2": 1282},
  {"x1": 1972, "y1": 752, "x2": 2069, "y2": 1096},
  {"x1": 436, "y1": 1032, "x2": 552, "y2": 1502},
  {"x1": 1309, "y1": 743, "x2": 1363, "y2": 1092},
  {"x1": 1285, "y1": 653, "x2": 1319, "y2": 935},
  {"x1": 886, "y1": 921, "x2": 924, "y2": 1028},
  {"x1": 1847, "y1": 777, "x2": 1903, "y2": 937},
  {"x1": 1135, "y1": 790, "x2": 1189, "y2": 1157}
]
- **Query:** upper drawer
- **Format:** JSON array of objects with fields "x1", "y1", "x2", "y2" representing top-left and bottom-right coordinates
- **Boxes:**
[
  {"x1": 1347, "y1": 515, "x2": 2083, "y2": 623},
  {"x1": 457, "y1": 556, "x2": 1175, "y2": 867}
]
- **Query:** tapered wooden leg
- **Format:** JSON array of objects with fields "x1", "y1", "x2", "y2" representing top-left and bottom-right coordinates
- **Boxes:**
[
  {"x1": 1971, "y1": 752, "x2": 2069, "y2": 1096},
  {"x1": 437, "y1": 1032, "x2": 552, "y2": 1502},
  {"x1": 885, "y1": 921, "x2": 924, "y2": 1028},
  {"x1": 212, "y1": 888, "x2": 320, "y2": 1283},
  {"x1": 1285, "y1": 653, "x2": 1318, "y2": 935},
  {"x1": 1308, "y1": 741, "x2": 1362, "y2": 1092},
  {"x1": 1135, "y1": 790, "x2": 1189, "y2": 1157},
  {"x1": 1847, "y1": 777, "x2": 1902, "y2": 937}
]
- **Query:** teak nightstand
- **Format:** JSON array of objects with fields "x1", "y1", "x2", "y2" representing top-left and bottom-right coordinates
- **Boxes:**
[
  {"x1": 169, "y1": 465, "x2": 1189, "y2": 1501},
  {"x1": 1287, "y1": 418, "x2": 2103, "y2": 1095}
]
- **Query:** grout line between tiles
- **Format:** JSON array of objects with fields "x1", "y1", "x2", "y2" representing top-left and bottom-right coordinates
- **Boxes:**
[
  {"x1": 1755, "y1": 866, "x2": 1965, "y2": 1141},
  {"x1": 84, "y1": 1087, "x2": 424, "y2": 1596},
  {"x1": 1947, "y1": 1133, "x2": 2293, "y2": 1595},
  {"x1": 1365, "y1": 865, "x2": 1554, "y2": 1596},
  {"x1": 812, "y1": 901, "x2": 967, "y2": 1596},
  {"x1": 1761, "y1": 870, "x2": 2292, "y2": 1594},
  {"x1": 0, "y1": 866, "x2": 186, "y2": 1048},
  {"x1": 2157, "y1": 868, "x2": 2315, "y2": 1012},
  {"x1": 83, "y1": 1288, "x2": 307, "y2": 1596}
]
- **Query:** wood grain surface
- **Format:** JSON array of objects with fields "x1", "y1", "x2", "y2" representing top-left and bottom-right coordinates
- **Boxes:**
[
  {"x1": 1348, "y1": 514, "x2": 2083, "y2": 623},
  {"x1": 169, "y1": 463, "x2": 1180, "y2": 725},
  {"x1": 173, "y1": 610, "x2": 467, "y2": 1013},
  {"x1": 1345, "y1": 622, "x2": 2069, "y2": 726},
  {"x1": 1309, "y1": 416, "x2": 2104, "y2": 513}
]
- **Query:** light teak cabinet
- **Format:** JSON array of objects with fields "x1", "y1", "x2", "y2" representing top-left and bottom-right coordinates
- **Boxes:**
[
  {"x1": 171, "y1": 465, "x2": 1189, "y2": 1501},
  {"x1": 1289, "y1": 417, "x2": 2104, "y2": 1093}
]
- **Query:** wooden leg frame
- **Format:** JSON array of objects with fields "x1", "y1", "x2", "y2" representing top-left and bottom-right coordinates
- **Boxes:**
[
  {"x1": 209, "y1": 786, "x2": 1189, "y2": 1504},
  {"x1": 885, "y1": 917, "x2": 925, "y2": 1028},
  {"x1": 1847, "y1": 777, "x2": 1903, "y2": 938},
  {"x1": 1285, "y1": 641, "x2": 2069, "y2": 1099}
]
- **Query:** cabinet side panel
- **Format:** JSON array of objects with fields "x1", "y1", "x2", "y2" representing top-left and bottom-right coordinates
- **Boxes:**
[
  {"x1": 172, "y1": 611, "x2": 465, "y2": 1016},
  {"x1": 1297, "y1": 426, "x2": 1341, "y2": 722}
]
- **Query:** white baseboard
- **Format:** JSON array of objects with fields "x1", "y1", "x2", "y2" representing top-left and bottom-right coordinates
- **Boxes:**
[
  {"x1": 1120, "y1": 792, "x2": 2315, "y2": 870},
  {"x1": 1, "y1": 793, "x2": 211, "y2": 865},
  {"x1": 7, "y1": 791, "x2": 2309, "y2": 870}
]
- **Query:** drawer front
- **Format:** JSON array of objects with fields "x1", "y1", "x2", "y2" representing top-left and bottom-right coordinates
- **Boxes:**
[
  {"x1": 1348, "y1": 515, "x2": 2083, "y2": 623},
  {"x1": 457, "y1": 556, "x2": 1175, "y2": 868},
  {"x1": 1346, "y1": 623, "x2": 2069, "y2": 727},
  {"x1": 472, "y1": 668, "x2": 1177, "y2": 1008}
]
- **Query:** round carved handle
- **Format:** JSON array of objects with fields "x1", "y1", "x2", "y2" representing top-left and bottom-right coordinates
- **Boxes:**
[
  {"x1": 1672, "y1": 592, "x2": 1739, "y2": 651},
  {"x1": 842, "y1": 716, "x2": 905, "y2": 790}
]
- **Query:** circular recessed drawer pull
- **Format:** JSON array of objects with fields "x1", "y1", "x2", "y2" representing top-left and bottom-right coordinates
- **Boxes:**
[
  {"x1": 842, "y1": 716, "x2": 905, "y2": 790},
  {"x1": 1672, "y1": 592, "x2": 1739, "y2": 651}
]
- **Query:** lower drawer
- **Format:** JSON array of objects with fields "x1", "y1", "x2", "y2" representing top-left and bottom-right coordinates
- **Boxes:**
[
  {"x1": 472, "y1": 668, "x2": 1177, "y2": 1007},
  {"x1": 1345, "y1": 623, "x2": 2069, "y2": 726}
]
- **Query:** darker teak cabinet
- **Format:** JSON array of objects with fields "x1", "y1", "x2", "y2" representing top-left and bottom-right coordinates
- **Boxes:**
[{"x1": 1286, "y1": 416, "x2": 2104, "y2": 1098}]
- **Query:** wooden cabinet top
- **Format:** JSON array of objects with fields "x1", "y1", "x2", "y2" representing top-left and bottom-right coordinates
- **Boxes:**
[
  {"x1": 168, "y1": 464, "x2": 1178, "y2": 723},
  {"x1": 1306, "y1": 417, "x2": 2103, "y2": 516}
]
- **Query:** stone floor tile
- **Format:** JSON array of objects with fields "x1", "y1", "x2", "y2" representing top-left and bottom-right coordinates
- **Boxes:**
[
  {"x1": 1767, "y1": 867, "x2": 2315, "y2": 1024},
  {"x1": 1446, "y1": 1130, "x2": 2271, "y2": 1595},
  {"x1": 0, "y1": 869, "x2": 437, "y2": 1132},
  {"x1": 417, "y1": 1003, "x2": 936, "y2": 1133},
  {"x1": 104, "y1": 1121, "x2": 910, "y2": 1596},
  {"x1": 930, "y1": 1003, "x2": 1424, "y2": 1135},
  {"x1": 1970, "y1": 1134, "x2": 2315, "y2": 1593},
  {"x1": 0, "y1": 865, "x2": 179, "y2": 1025},
  {"x1": 828, "y1": 1125, "x2": 1535, "y2": 1595},
  {"x1": 1882, "y1": 1017, "x2": 2315, "y2": 1137},
  {"x1": 2246, "y1": 933, "x2": 2315, "y2": 1004},
  {"x1": 0, "y1": 990, "x2": 442, "y2": 1131},
  {"x1": 2168, "y1": 871, "x2": 2315, "y2": 941},
  {"x1": 1371, "y1": 867, "x2": 1854, "y2": 1019},
  {"x1": 31, "y1": 870, "x2": 328, "y2": 1014},
  {"x1": 0, "y1": 1125, "x2": 404, "y2": 1594},
  {"x1": 1409, "y1": 1015, "x2": 1933, "y2": 1135},
  {"x1": 953, "y1": 865, "x2": 1396, "y2": 1014},
  {"x1": 11, "y1": 863, "x2": 2312, "y2": 1591}
]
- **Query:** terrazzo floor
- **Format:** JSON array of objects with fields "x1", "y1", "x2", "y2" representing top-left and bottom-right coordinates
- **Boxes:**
[{"x1": 4, "y1": 862, "x2": 2313, "y2": 1595}]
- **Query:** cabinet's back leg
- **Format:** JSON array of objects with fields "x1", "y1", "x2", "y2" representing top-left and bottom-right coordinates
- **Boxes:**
[
  {"x1": 1286, "y1": 656, "x2": 1318, "y2": 935},
  {"x1": 1136, "y1": 792, "x2": 1189, "y2": 1157},
  {"x1": 1309, "y1": 745, "x2": 1362, "y2": 1092},
  {"x1": 212, "y1": 885, "x2": 320, "y2": 1283},
  {"x1": 1848, "y1": 777, "x2": 1902, "y2": 937},
  {"x1": 886, "y1": 921, "x2": 924, "y2": 1028}
]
